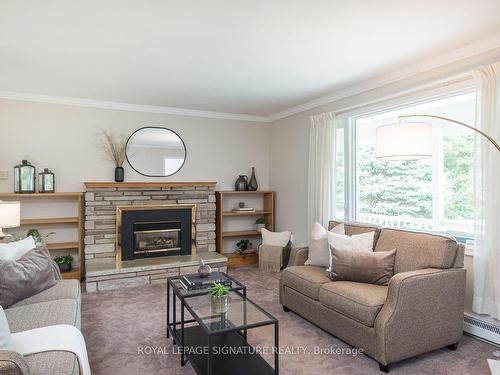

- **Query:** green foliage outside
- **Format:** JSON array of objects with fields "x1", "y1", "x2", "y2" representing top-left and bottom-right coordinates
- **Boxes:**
[
  {"x1": 355, "y1": 135, "x2": 473, "y2": 220},
  {"x1": 443, "y1": 135, "x2": 474, "y2": 220}
]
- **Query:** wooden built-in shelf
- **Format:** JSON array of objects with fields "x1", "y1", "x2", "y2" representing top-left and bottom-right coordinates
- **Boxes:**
[
  {"x1": 0, "y1": 192, "x2": 82, "y2": 198},
  {"x1": 216, "y1": 190, "x2": 273, "y2": 195},
  {"x1": 216, "y1": 190, "x2": 274, "y2": 268},
  {"x1": 21, "y1": 217, "x2": 79, "y2": 225},
  {"x1": 47, "y1": 242, "x2": 79, "y2": 251},
  {"x1": 223, "y1": 252, "x2": 259, "y2": 268},
  {"x1": 222, "y1": 210, "x2": 271, "y2": 217},
  {"x1": 0, "y1": 192, "x2": 84, "y2": 281},
  {"x1": 222, "y1": 230, "x2": 262, "y2": 238},
  {"x1": 61, "y1": 266, "x2": 80, "y2": 280}
]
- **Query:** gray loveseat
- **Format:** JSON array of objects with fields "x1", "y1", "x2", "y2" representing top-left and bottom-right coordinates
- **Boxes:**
[
  {"x1": 1, "y1": 266, "x2": 82, "y2": 375},
  {"x1": 280, "y1": 220, "x2": 466, "y2": 372}
]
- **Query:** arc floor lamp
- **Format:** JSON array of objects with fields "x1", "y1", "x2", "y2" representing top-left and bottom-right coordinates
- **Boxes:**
[{"x1": 376, "y1": 114, "x2": 500, "y2": 160}]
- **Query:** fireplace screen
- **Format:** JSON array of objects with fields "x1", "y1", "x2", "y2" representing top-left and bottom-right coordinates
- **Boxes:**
[{"x1": 134, "y1": 227, "x2": 181, "y2": 255}]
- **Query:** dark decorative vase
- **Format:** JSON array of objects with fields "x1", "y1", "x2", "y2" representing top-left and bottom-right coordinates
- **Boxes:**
[
  {"x1": 235, "y1": 175, "x2": 248, "y2": 191},
  {"x1": 115, "y1": 167, "x2": 124, "y2": 182},
  {"x1": 58, "y1": 263, "x2": 71, "y2": 273},
  {"x1": 248, "y1": 167, "x2": 258, "y2": 191}
]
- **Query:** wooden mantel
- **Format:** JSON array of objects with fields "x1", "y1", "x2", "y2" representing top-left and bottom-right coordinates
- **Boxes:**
[{"x1": 84, "y1": 182, "x2": 217, "y2": 189}]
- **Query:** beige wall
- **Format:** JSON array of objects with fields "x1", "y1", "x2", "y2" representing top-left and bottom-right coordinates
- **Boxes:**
[{"x1": 0, "y1": 99, "x2": 270, "y2": 192}]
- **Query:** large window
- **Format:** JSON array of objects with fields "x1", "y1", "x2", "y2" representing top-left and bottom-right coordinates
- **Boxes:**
[{"x1": 336, "y1": 91, "x2": 477, "y2": 237}]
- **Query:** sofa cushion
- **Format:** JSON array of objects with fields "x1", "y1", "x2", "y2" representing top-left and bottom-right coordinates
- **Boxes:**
[
  {"x1": 10, "y1": 280, "x2": 80, "y2": 308},
  {"x1": 281, "y1": 265, "x2": 331, "y2": 300},
  {"x1": 375, "y1": 228, "x2": 458, "y2": 273},
  {"x1": 5, "y1": 299, "x2": 79, "y2": 333},
  {"x1": 25, "y1": 351, "x2": 79, "y2": 375},
  {"x1": 328, "y1": 248, "x2": 396, "y2": 286},
  {"x1": 329, "y1": 220, "x2": 381, "y2": 248},
  {"x1": 319, "y1": 281, "x2": 388, "y2": 326}
]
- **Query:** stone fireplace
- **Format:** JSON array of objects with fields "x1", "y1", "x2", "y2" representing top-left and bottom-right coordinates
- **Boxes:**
[{"x1": 83, "y1": 182, "x2": 226, "y2": 292}]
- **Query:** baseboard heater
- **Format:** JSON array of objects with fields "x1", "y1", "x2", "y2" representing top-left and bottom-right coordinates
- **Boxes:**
[{"x1": 464, "y1": 314, "x2": 500, "y2": 346}]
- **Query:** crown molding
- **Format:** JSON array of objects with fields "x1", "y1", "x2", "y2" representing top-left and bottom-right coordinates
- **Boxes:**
[
  {"x1": 1, "y1": 34, "x2": 500, "y2": 124},
  {"x1": 266, "y1": 33, "x2": 500, "y2": 122},
  {"x1": 0, "y1": 91, "x2": 268, "y2": 123}
]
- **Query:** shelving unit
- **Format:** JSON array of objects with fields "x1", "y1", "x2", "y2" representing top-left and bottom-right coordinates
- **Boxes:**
[
  {"x1": 216, "y1": 190, "x2": 274, "y2": 268},
  {"x1": 0, "y1": 192, "x2": 84, "y2": 280}
]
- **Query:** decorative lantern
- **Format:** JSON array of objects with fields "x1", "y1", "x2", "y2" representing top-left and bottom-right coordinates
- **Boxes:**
[
  {"x1": 38, "y1": 168, "x2": 55, "y2": 193},
  {"x1": 14, "y1": 160, "x2": 36, "y2": 194}
]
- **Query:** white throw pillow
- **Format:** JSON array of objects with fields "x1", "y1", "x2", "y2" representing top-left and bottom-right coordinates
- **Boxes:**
[
  {"x1": 261, "y1": 228, "x2": 292, "y2": 247},
  {"x1": 0, "y1": 306, "x2": 12, "y2": 350},
  {"x1": 0, "y1": 237, "x2": 36, "y2": 261},
  {"x1": 327, "y1": 231, "x2": 375, "y2": 270},
  {"x1": 305, "y1": 222, "x2": 345, "y2": 267}
]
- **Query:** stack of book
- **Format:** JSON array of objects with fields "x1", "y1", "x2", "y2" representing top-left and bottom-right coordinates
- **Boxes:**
[
  {"x1": 179, "y1": 272, "x2": 232, "y2": 291},
  {"x1": 231, "y1": 207, "x2": 255, "y2": 212}
]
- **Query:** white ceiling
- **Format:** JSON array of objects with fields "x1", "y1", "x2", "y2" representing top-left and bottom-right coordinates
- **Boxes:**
[{"x1": 1, "y1": 0, "x2": 500, "y2": 117}]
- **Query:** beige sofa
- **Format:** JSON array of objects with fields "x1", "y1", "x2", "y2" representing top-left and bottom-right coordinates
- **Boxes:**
[
  {"x1": 280, "y1": 221, "x2": 466, "y2": 372},
  {"x1": 0, "y1": 270, "x2": 82, "y2": 375}
]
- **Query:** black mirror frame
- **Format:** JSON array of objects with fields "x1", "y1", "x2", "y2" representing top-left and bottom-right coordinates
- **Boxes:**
[{"x1": 125, "y1": 126, "x2": 187, "y2": 178}]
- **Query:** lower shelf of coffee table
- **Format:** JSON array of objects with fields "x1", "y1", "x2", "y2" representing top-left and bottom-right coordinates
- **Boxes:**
[{"x1": 179, "y1": 325, "x2": 275, "y2": 375}]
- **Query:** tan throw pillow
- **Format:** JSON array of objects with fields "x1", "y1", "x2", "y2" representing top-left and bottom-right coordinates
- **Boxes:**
[
  {"x1": 328, "y1": 247, "x2": 396, "y2": 286},
  {"x1": 0, "y1": 245, "x2": 57, "y2": 308}
]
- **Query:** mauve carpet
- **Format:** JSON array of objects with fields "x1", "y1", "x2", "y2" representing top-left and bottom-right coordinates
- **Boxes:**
[{"x1": 82, "y1": 266, "x2": 497, "y2": 375}]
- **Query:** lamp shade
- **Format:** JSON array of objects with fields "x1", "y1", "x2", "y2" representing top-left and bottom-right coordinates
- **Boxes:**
[
  {"x1": 376, "y1": 122, "x2": 433, "y2": 160},
  {"x1": 0, "y1": 201, "x2": 21, "y2": 228}
]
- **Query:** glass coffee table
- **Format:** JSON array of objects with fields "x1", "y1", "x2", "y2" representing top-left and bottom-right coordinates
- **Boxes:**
[{"x1": 167, "y1": 273, "x2": 279, "y2": 375}]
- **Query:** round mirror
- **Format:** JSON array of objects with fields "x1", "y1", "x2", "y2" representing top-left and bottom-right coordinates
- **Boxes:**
[{"x1": 126, "y1": 127, "x2": 186, "y2": 177}]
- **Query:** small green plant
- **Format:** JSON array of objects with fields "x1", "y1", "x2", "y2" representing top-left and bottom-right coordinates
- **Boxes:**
[
  {"x1": 208, "y1": 282, "x2": 229, "y2": 297},
  {"x1": 27, "y1": 229, "x2": 55, "y2": 244},
  {"x1": 54, "y1": 255, "x2": 73, "y2": 265},
  {"x1": 255, "y1": 218, "x2": 266, "y2": 225},
  {"x1": 236, "y1": 239, "x2": 251, "y2": 254}
]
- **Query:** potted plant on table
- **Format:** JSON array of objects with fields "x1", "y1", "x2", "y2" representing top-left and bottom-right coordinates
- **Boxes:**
[
  {"x1": 54, "y1": 255, "x2": 73, "y2": 273},
  {"x1": 209, "y1": 282, "x2": 229, "y2": 314},
  {"x1": 255, "y1": 218, "x2": 266, "y2": 232}
]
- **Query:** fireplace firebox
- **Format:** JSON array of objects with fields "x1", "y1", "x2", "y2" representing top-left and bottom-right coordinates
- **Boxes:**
[{"x1": 116, "y1": 205, "x2": 196, "y2": 261}]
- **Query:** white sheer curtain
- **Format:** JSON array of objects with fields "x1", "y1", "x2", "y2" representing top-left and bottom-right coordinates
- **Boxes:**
[
  {"x1": 308, "y1": 112, "x2": 336, "y2": 233},
  {"x1": 472, "y1": 62, "x2": 500, "y2": 320}
]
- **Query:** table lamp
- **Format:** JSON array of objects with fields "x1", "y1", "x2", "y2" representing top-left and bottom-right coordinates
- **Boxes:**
[{"x1": 0, "y1": 201, "x2": 21, "y2": 240}]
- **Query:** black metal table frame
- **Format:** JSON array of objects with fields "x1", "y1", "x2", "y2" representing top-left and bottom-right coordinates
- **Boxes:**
[{"x1": 166, "y1": 273, "x2": 279, "y2": 374}]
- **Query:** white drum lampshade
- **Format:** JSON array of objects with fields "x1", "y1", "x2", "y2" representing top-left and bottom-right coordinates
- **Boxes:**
[
  {"x1": 376, "y1": 122, "x2": 433, "y2": 160},
  {"x1": 0, "y1": 201, "x2": 21, "y2": 238}
]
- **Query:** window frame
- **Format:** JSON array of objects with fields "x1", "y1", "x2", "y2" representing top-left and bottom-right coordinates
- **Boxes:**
[{"x1": 335, "y1": 81, "x2": 478, "y2": 242}]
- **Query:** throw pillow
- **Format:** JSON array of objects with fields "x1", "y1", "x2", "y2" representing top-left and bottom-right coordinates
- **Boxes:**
[
  {"x1": 328, "y1": 247, "x2": 397, "y2": 286},
  {"x1": 261, "y1": 228, "x2": 292, "y2": 247},
  {"x1": 0, "y1": 306, "x2": 11, "y2": 350},
  {"x1": 327, "y1": 230, "x2": 375, "y2": 270},
  {"x1": 0, "y1": 236, "x2": 36, "y2": 261},
  {"x1": 0, "y1": 245, "x2": 57, "y2": 308},
  {"x1": 305, "y1": 222, "x2": 345, "y2": 267}
]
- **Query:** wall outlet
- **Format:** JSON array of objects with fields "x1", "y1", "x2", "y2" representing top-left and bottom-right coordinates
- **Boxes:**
[{"x1": 0, "y1": 171, "x2": 8, "y2": 180}]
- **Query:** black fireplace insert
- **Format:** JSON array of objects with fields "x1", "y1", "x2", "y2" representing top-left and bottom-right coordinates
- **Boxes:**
[{"x1": 118, "y1": 206, "x2": 194, "y2": 260}]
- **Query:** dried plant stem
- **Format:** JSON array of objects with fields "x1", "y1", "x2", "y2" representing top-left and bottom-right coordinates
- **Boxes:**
[{"x1": 101, "y1": 130, "x2": 127, "y2": 167}]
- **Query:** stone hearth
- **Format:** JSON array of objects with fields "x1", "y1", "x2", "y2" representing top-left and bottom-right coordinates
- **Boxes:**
[{"x1": 83, "y1": 182, "x2": 223, "y2": 291}]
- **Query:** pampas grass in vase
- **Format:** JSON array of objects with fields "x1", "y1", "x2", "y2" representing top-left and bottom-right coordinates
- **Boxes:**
[{"x1": 101, "y1": 130, "x2": 127, "y2": 182}]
